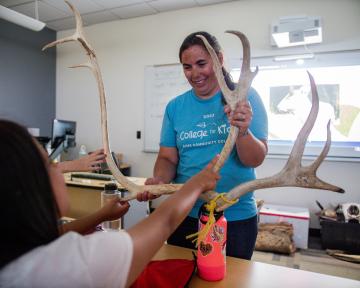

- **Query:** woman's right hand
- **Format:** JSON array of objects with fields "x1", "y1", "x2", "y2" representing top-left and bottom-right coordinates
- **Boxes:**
[{"x1": 144, "y1": 176, "x2": 165, "y2": 186}]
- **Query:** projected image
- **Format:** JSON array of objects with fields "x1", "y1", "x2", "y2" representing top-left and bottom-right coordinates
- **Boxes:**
[
  {"x1": 231, "y1": 60, "x2": 360, "y2": 158},
  {"x1": 269, "y1": 84, "x2": 342, "y2": 141}
]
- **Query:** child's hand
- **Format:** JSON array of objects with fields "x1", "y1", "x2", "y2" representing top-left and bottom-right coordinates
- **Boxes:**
[
  {"x1": 100, "y1": 198, "x2": 130, "y2": 221},
  {"x1": 137, "y1": 177, "x2": 165, "y2": 201},
  {"x1": 187, "y1": 155, "x2": 220, "y2": 192},
  {"x1": 136, "y1": 191, "x2": 159, "y2": 202}
]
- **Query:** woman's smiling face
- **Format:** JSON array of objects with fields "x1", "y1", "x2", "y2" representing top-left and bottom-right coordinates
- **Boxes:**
[{"x1": 181, "y1": 45, "x2": 222, "y2": 99}]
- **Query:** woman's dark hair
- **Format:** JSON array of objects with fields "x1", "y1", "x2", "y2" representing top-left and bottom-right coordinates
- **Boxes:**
[
  {"x1": 0, "y1": 120, "x2": 59, "y2": 268},
  {"x1": 179, "y1": 31, "x2": 235, "y2": 93}
]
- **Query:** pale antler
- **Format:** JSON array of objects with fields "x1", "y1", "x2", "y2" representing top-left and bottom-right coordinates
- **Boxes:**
[
  {"x1": 42, "y1": 1, "x2": 183, "y2": 201},
  {"x1": 196, "y1": 31, "x2": 258, "y2": 173},
  {"x1": 214, "y1": 71, "x2": 344, "y2": 211}
]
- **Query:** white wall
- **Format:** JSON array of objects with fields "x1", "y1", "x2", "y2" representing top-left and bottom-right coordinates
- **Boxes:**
[{"x1": 56, "y1": 0, "x2": 360, "y2": 228}]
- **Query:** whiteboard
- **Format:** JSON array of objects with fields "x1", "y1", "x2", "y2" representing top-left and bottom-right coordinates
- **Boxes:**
[{"x1": 144, "y1": 64, "x2": 190, "y2": 152}]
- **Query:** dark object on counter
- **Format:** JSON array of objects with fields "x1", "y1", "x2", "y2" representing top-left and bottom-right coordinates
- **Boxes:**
[
  {"x1": 71, "y1": 173, "x2": 114, "y2": 181},
  {"x1": 320, "y1": 219, "x2": 360, "y2": 254}
]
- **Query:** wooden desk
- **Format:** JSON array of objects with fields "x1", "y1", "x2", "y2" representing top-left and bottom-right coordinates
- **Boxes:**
[
  {"x1": 153, "y1": 244, "x2": 360, "y2": 288},
  {"x1": 64, "y1": 173, "x2": 146, "y2": 219}
]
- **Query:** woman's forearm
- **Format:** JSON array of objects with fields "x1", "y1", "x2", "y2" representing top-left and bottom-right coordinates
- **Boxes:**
[
  {"x1": 153, "y1": 156, "x2": 177, "y2": 183},
  {"x1": 235, "y1": 131, "x2": 268, "y2": 167}
]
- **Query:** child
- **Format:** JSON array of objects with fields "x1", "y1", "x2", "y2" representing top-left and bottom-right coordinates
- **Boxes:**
[{"x1": 0, "y1": 119, "x2": 219, "y2": 287}]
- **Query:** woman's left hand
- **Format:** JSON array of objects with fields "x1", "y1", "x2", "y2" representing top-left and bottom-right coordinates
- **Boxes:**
[{"x1": 224, "y1": 101, "x2": 252, "y2": 134}]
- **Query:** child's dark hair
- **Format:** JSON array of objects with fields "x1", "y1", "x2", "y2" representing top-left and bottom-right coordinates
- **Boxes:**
[
  {"x1": 0, "y1": 119, "x2": 60, "y2": 268},
  {"x1": 179, "y1": 31, "x2": 235, "y2": 94}
]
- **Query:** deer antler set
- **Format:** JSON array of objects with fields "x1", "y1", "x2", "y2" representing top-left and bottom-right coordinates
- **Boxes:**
[{"x1": 43, "y1": 1, "x2": 344, "y2": 209}]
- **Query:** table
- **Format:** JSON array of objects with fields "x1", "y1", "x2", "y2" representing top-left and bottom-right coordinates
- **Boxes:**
[
  {"x1": 64, "y1": 173, "x2": 148, "y2": 227},
  {"x1": 153, "y1": 244, "x2": 360, "y2": 288}
]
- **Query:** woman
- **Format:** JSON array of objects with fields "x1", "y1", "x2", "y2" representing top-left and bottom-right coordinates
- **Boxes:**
[
  {"x1": 146, "y1": 31, "x2": 268, "y2": 259},
  {"x1": 0, "y1": 119, "x2": 219, "y2": 287}
]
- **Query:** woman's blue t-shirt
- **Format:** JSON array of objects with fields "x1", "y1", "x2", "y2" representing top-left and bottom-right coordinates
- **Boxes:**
[{"x1": 160, "y1": 88, "x2": 268, "y2": 221}]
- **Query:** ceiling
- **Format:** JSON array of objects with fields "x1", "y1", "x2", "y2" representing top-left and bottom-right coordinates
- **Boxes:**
[{"x1": 0, "y1": 0, "x2": 237, "y2": 31}]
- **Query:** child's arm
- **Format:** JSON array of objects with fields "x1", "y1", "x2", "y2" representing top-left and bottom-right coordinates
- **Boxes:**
[
  {"x1": 126, "y1": 156, "x2": 220, "y2": 287},
  {"x1": 60, "y1": 198, "x2": 130, "y2": 235}
]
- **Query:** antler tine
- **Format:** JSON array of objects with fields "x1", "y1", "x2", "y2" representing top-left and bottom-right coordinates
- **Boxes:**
[
  {"x1": 305, "y1": 122, "x2": 344, "y2": 193},
  {"x1": 64, "y1": 0, "x2": 95, "y2": 57},
  {"x1": 69, "y1": 63, "x2": 92, "y2": 69},
  {"x1": 42, "y1": 35, "x2": 76, "y2": 51},
  {"x1": 42, "y1": 0, "x2": 95, "y2": 57},
  {"x1": 226, "y1": 31, "x2": 258, "y2": 102},
  {"x1": 196, "y1": 34, "x2": 239, "y2": 172},
  {"x1": 311, "y1": 120, "x2": 331, "y2": 171},
  {"x1": 196, "y1": 35, "x2": 233, "y2": 106},
  {"x1": 284, "y1": 71, "x2": 319, "y2": 167},
  {"x1": 298, "y1": 73, "x2": 332, "y2": 174},
  {"x1": 202, "y1": 31, "x2": 259, "y2": 172}
]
